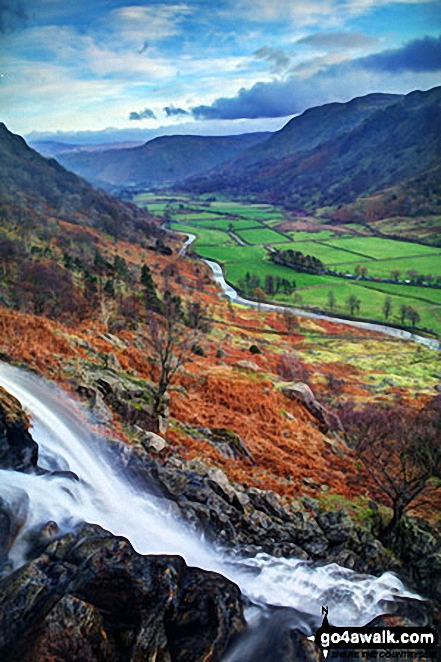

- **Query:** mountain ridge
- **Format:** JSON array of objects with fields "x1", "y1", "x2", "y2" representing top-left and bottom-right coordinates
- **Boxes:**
[
  {"x1": 55, "y1": 132, "x2": 272, "y2": 189},
  {"x1": 181, "y1": 86, "x2": 441, "y2": 214},
  {"x1": 226, "y1": 91, "x2": 403, "y2": 169}
]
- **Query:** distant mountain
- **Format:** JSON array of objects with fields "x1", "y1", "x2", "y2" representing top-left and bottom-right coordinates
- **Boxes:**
[
  {"x1": 27, "y1": 140, "x2": 80, "y2": 157},
  {"x1": 30, "y1": 140, "x2": 146, "y2": 158},
  {"x1": 55, "y1": 132, "x2": 272, "y2": 189},
  {"x1": 183, "y1": 87, "x2": 441, "y2": 215},
  {"x1": 0, "y1": 123, "x2": 159, "y2": 241}
]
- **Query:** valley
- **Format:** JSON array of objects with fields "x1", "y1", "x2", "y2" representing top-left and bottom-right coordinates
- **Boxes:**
[{"x1": 134, "y1": 192, "x2": 441, "y2": 338}]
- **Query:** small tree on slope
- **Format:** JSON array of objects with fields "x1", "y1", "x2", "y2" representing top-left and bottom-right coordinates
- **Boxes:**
[{"x1": 147, "y1": 291, "x2": 199, "y2": 419}]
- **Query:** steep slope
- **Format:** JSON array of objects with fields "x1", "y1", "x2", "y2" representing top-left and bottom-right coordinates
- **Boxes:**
[
  {"x1": 183, "y1": 87, "x2": 441, "y2": 213},
  {"x1": 0, "y1": 123, "x2": 158, "y2": 241},
  {"x1": 229, "y1": 92, "x2": 402, "y2": 168},
  {"x1": 56, "y1": 132, "x2": 272, "y2": 189}
]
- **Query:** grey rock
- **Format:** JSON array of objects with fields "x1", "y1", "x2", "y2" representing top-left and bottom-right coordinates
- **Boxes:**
[
  {"x1": 105, "y1": 352, "x2": 121, "y2": 371},
  {"x1": 236, "y1": 360, "x2": 260, "y2": 372},
  {"x1": 279, "y1": 382, "x2": 343, "y2": 433},
  {"x1": 0, "y1": 522, "x2": 245, "y2": 662},
  {"x1": 316, "y1": 510, "x2": 354, "y2": 545},
  {"x1": 140, "y1": 431, "x2": 168, "y2": 453}
]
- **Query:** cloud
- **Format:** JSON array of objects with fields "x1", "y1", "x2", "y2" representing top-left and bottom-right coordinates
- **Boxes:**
[
  {"x1": 358, "y1": 35, "x2": 441, "y2": 72},
  {"x1": 129, "y1": 108, "x2": 157, "y2": 121},
  {"x1": 296, "y1": 32, "x2": 380, "y2": 51},
  {"x1": 253, "y1": 46, "x2": 291, "y2": 73},
  {"x1": 191, "y1": 33, "x2": 441, "y2": 120},
  {"x1": 107, "y1": 4, "x2": 192, "y2": 48},
  {"x1": 0, "y1": 0, "x2": 28, "y2": 33},
  {"x1": 229, "y1": 0, "x2": 433, "y2": 26},
  {"x1": 191, "y1": 80, "x2": 305, "y2": 119},
  {"x1": 164, "y1": 105, "x2": 189, "y2": 117},
  {"x1": 230, "y1": 0, "x2": 333, "y2": 25}
]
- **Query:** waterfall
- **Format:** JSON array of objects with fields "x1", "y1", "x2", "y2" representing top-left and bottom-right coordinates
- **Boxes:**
[{"x1": 0, "y1": 362, "x2": 420, "y2": 634}]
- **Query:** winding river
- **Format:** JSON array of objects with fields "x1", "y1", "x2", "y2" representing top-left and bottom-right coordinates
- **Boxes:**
[{"x1": 179, "y1": 232, "x2": 440, "y2": 351}]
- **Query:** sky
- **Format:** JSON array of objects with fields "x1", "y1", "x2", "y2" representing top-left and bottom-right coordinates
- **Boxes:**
[{"x1": 1, "y1": 0, "x2": 441, "y2": 142}]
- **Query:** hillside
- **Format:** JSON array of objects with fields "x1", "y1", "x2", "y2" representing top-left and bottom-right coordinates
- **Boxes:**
[
  {"x1": 55, "y1": 132, "x2": 272, "y2": 189},
  {"x1": 183, "y1": 87, "x2": 441, "y2": 216},
  {"x1": 228, "y1": 92, "x2": 401, "y2": 168},
  {"x1": 0, "y1": 123, "x2": 159, "y2": 242}
]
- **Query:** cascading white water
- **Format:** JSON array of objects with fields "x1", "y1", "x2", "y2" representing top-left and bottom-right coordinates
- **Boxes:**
[{"x1": 0, "y1": 362, "x2": 420, "y2": 632}]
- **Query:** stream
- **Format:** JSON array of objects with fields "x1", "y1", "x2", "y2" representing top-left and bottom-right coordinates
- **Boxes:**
[{"x1": 0, "y1": 361, "x2": 420, "y2": 653}]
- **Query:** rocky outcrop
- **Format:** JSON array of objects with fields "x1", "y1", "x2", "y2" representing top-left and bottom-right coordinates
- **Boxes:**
[
  {"x1": 102, "y1": 441, "x2": 398, "y2": 575},
  {"x1": 0, "y1": 387, "x2": 38, "y2": 472},
  {"x1": 280, "y1": 382, "x2": 343, "y2": 433},
  {"x1": 0, "y1": 522, "x2": 245, "y2": 662},
  {"x1": 76, "y1": 365, "x2": 169, "y2": 433},
  {"x1": 179, "y1": 424, "x2": 255, "y2": 463}
]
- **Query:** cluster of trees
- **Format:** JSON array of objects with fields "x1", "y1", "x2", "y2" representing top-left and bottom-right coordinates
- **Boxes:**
[
  {"x1": 237, "y1": 272, "x2": 297, "y2": 298},
  {"x1": 271, "y1": 248, "x2": 325, "y2": 275},
  {"x1": 324, "y1": 293, "x2": 423, "y2": 329},
  {"x1": 338, "y1": 396, "x2": 441, "y2": 539},
  {"x1": 390, "y1": 269, "x2": 441, "y2": 285},
  {"x1": 399, "y1": 304, "x2": 420, "y2": 327},
  {"x1": 327, "y1": 291, "x2": 363, "y2": 316}
]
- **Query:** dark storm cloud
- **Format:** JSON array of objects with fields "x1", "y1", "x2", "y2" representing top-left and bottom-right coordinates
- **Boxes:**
[
  {"x1": 296, "y1": 32, "x2": 379, "y2": 51},
  {"x1": 191, "y1": 78, "x2": 305, "y2": 119},
  {"x1": 0, "y1": 0, "x2": 28, "y2": 33},
  {"x1": 358, "y1": 35, "x2": 441, "y2": 73},
  {"x1": 129, "y1": 108, "x2": 157, "y2": 120},
  {"x1": 164, "y1": 105, "x2": 189, "y2": 117}
]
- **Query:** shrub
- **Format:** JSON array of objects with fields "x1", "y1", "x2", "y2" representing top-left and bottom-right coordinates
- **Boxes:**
[{"x1": 276, "y1": 352, "x2": 309, "y2": 383}]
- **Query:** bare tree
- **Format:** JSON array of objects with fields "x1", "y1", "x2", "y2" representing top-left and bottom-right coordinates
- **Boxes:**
[
  {"x1": 147, "y1": 292, "x2": 198, "y2": 418},
  {"x1": 340, "y1": 398, "x2": 441, "y2": 541}
]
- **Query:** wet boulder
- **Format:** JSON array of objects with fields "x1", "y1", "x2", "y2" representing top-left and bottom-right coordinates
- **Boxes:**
[
  {"x1": 0, "y1": 387, "x2": 38, "y2": 472},
  {"x1": 0, "y1": 522, "x2": 246, "y2": 662},
  {"x1": 0, "y1": 490, "x2": 29, "y2": 571}
]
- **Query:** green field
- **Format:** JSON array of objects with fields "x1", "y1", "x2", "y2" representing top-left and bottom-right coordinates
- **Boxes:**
[
  {"x1": 170, "y1": 223, "x2": 233, "y2": 247},
  {"x1": 195, "y1": 245, "x2": 266, "y2": 264},
  {"x1": 325, "y1": 236, "x2": 441, "y2": 259},
  {"x1": 149, "y1": 195, "x2": 441, "y2": 336},
  {"x1": 285, "y1": 230, "x2": 339, "y2": 241},
  {"x1": 237, "y1": 227, "x2": 287, "y2": 244},
  {"x1": 334, "y1": 255, "x2": 441, "y2": 278},
  {"x1": 187, "y1": 217, "x2": 263, "y2": 231}
]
